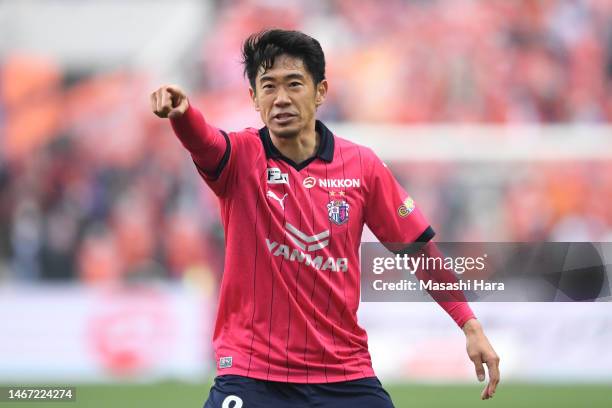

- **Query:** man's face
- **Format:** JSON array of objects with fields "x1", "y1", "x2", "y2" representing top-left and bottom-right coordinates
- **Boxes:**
[{"x1": 250, "y1": 54, "x2": 327, "y2": 139}]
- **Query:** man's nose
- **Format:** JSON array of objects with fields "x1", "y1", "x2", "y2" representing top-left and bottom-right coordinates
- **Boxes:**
[{"x1": 274, "y1": 87, "x2": 291, "y2": 106}]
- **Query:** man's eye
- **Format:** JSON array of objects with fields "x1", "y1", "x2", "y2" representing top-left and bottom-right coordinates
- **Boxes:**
[
  {"x1": 290, "y1": 82, "x2": 302, "y2": 87},
  {"x1": 263, "y1": 84, "x2": 274, "y2": 90}
]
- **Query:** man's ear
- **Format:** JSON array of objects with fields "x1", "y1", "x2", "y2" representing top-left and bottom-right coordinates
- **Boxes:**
[
  {"x1": 315, "y1": 79, "x2": 328, "y2": 107},
  {"x1": 249, "y1": 87, "x2": 260, "y2": 111}
]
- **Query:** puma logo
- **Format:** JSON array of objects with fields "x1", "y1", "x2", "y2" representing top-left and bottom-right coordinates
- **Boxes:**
[{"x1": 267, "y1": 190, "x2": 289, "y2": 210}]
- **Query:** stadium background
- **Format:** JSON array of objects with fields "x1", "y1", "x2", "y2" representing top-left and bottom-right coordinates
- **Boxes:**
[{"x1": 0, "y1": 0, "x2": 611, "y2": 407}]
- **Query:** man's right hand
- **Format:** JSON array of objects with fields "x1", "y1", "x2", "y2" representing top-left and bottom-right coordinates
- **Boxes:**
[{"x1": 150, "y1": 85, "x2": 189, "y2": 119}]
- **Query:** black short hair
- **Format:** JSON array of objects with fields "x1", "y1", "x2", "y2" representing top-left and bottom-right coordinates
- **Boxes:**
[{"x1": 242, "y1": 29, "x2": 326, "y2": 90}]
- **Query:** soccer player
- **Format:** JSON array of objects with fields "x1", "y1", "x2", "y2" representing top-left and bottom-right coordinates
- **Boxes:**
[{"x1": 151, "y1": 29, "x2": 499, "y2": 407}]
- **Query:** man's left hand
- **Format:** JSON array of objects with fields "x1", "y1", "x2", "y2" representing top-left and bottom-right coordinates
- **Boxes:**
[{"x1": 462, "y1": 318, "x2": 500, "y2": 400}]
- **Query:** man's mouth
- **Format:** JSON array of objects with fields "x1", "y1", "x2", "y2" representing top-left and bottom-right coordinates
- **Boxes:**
[{"x1": 273, "y1": 113, "x2": 297, "y2": 124}]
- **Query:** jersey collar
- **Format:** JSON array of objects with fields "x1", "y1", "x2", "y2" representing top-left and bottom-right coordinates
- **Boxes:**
[{"x1": 259, "y1": 120, "x2": 335, "y2": 170}]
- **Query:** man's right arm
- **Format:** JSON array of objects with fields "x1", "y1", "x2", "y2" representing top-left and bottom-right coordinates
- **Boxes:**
[{"x1": 150, "y1": 85, "x2": 227, "y2": 176}]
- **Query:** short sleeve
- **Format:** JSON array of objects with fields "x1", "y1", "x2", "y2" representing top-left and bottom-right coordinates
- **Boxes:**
[{"x1": 363, "y1": 150, "x2": 434, "y2": 249}]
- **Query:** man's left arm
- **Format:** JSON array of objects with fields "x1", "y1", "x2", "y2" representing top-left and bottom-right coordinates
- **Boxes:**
[
  {"x1": 416, "y1": 242, "x2": 500, "y2": 400},
  {"x1": 362, "y1": 149, "x2": 500, "y2": 400}
]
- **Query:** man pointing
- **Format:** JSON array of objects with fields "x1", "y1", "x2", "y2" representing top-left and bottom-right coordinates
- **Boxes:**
[{"x1": 151, "y1": 29, "x2": 499, "y2": 407}]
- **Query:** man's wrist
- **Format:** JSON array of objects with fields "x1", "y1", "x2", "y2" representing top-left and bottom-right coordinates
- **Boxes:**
[{"x1": 462, "y1": 318, "x2": 482, "y2": 335}]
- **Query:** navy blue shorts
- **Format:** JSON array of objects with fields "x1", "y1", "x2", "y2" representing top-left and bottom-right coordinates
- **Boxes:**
[{"x1": 203, "y1": 375, "x2": 395, "y2": 408}]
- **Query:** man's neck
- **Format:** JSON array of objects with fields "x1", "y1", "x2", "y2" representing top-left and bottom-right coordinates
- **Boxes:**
[{"x1": 270, "y1": 123, "x2": 319, "y2": 165}]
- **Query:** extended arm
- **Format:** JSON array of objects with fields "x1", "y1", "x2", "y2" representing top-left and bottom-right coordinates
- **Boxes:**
[{"x1": 150, "y1": 85, "x2": 227, "y2": 175}]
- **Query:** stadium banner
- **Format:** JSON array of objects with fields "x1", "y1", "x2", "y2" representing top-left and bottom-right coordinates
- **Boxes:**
[
  {"x1": 360, "y1": 242, "x2": 612, "y2": 302},
  {"x1": 1, "y1": 285, "x2": 611, "y2": 383},
  {"x1": 0, "y1": 285, "x2": 213, "y2": 382}
]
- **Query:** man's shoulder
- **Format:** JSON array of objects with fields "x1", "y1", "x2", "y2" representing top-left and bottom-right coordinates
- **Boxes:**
[
  {"x1": 193, "y1": 127, "x2": 262, "y2": 175},
  {"x1": 225, "y1": 127, "x2": 265, "y2": 153},
  {"x1": 332, "y1": 133, "x2": 379, "y2": 162},
  {"x1": 227, "y1": 127, "x2": 261, "y2": 140}
]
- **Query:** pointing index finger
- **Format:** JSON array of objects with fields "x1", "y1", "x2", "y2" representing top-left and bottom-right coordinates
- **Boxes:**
[{"x1": 161, "y1": 88, "x2": 173, "y2": 111}]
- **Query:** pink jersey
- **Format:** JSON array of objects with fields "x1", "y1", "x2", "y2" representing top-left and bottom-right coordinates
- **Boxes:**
[{"x1": 171, "y1": 106, "x2": 474, "y2": 383}]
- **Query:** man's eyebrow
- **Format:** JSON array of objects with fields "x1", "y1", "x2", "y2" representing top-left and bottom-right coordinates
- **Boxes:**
[
  {"x1": 284, "y1": 73, "x2": 306, "y2": 80},
  {"x1": 259, "y1": 72, "x2": 306, "y2": 83}
]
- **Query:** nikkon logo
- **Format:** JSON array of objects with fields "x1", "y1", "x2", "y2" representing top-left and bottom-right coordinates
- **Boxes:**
[
  {"x1": 302, "y1": 177, "x2": 361, "y2": 189},
  {"x1": 319, "y1": 178, "x2": 360, "y2": 188}
]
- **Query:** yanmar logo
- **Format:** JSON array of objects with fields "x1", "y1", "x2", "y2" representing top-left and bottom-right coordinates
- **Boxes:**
[
  {"x1": 265, "y1": 223, "x2": 348, "y2": 272},
  {"x1": 302, "y1": 178, "x2": 361, "y2": 189}
]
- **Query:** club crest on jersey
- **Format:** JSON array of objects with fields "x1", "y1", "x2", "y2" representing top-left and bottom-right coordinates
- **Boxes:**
[
  {"x1": 267, "y1": 168, "x2": 289, "y2": 185},
  {"x1": 327, "y1": 191, "x2": 349, "y2": 225}
]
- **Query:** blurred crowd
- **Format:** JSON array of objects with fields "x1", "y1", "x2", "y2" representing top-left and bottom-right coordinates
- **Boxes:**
[
  {"x1": 200, "y1": 0, "x2": 612, "y2": 125},
  {"x1": 1, "y1": 0, "x2": 611, "y2": 283}
]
